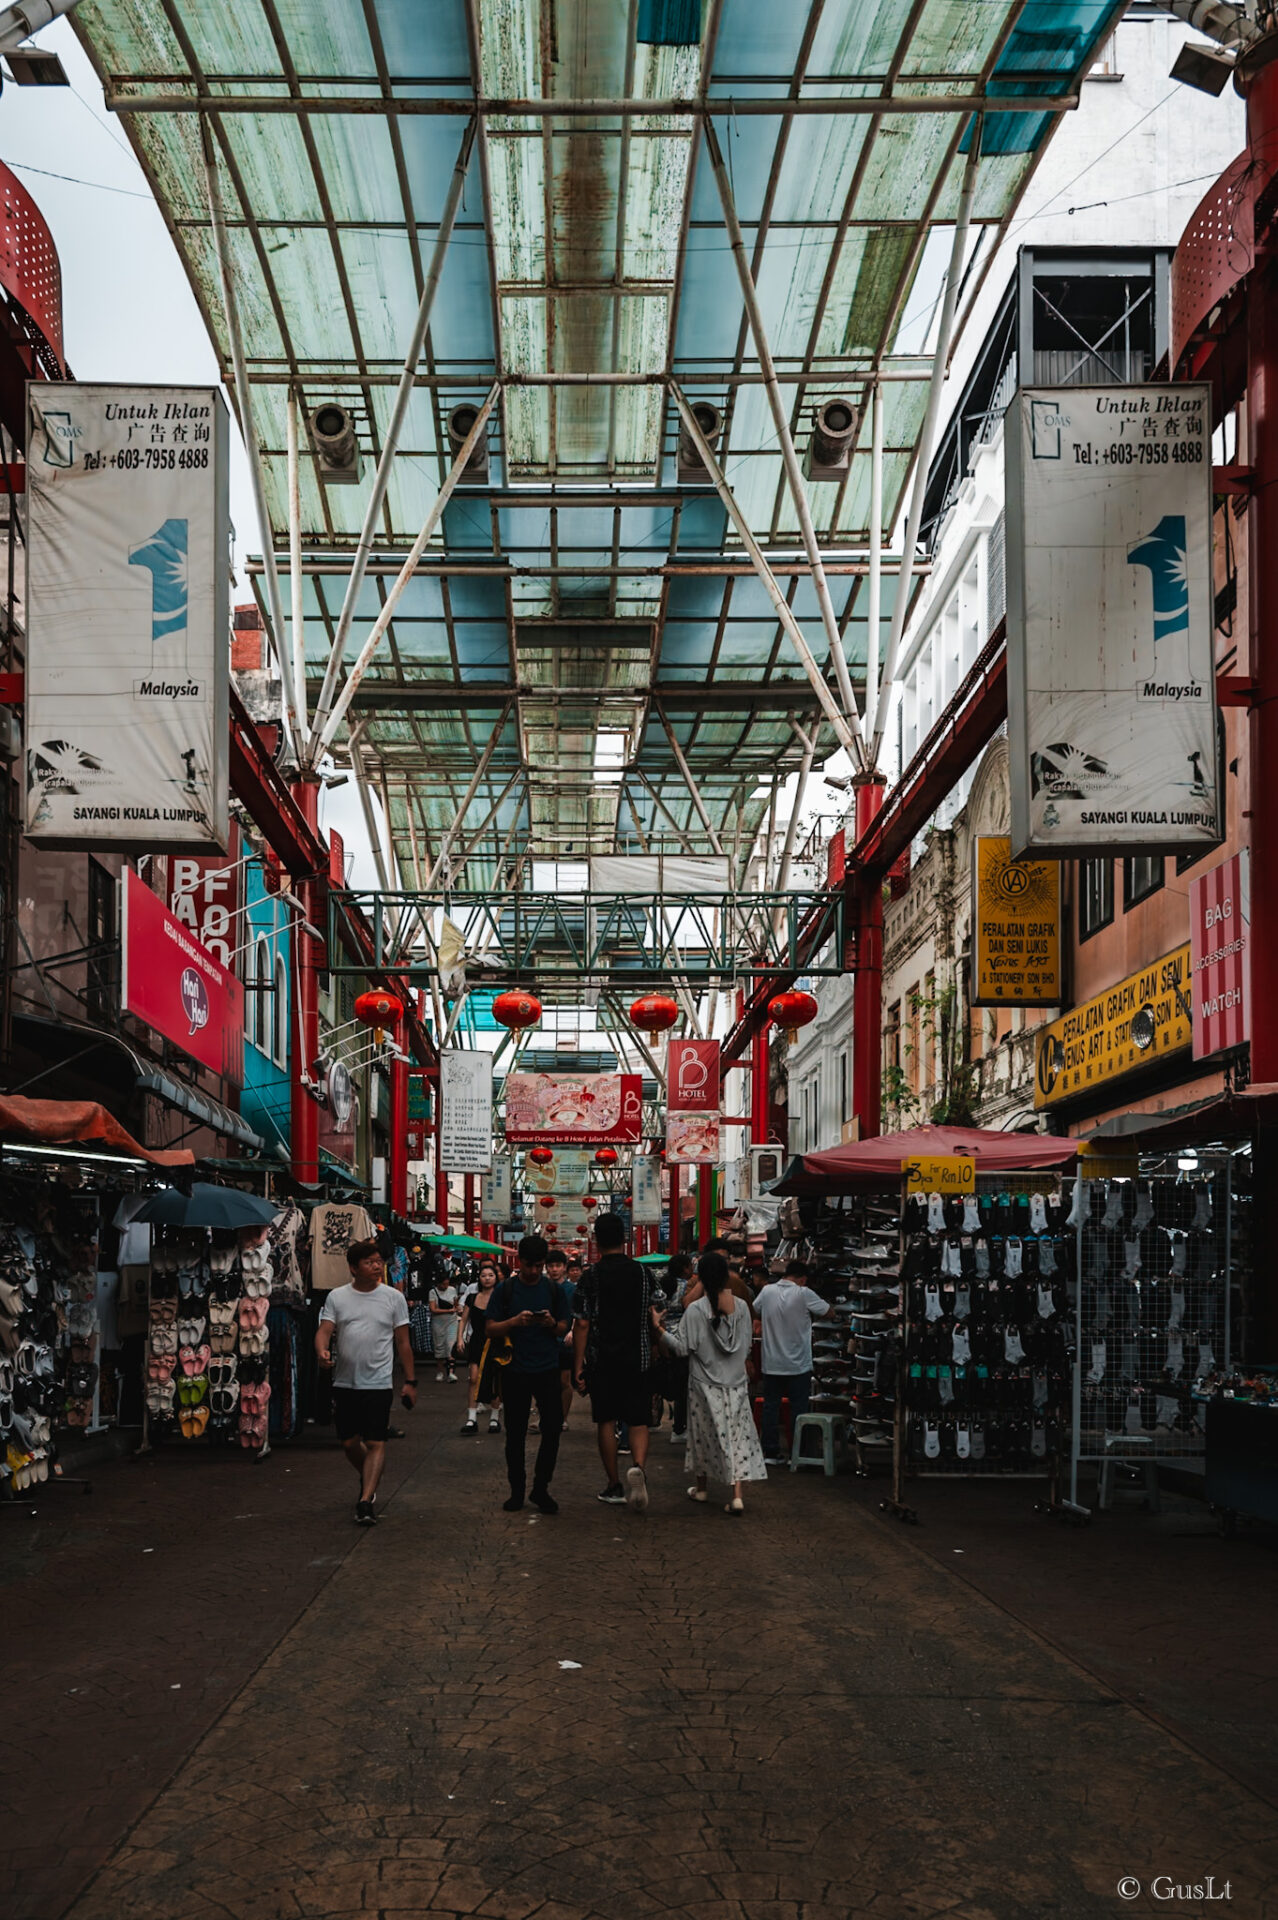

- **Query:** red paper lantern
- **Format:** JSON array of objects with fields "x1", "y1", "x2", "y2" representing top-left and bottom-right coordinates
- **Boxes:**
[
  {"x1": 767, "y1": 989, "x2": 818, "y2": 1029},
  {"x1": 354, "y1": 989, "x2": 403, "y2": 1030},
  {"x1": 529, "y1": 1146, "x2": 555, "y2": 1166},
  {"x1": 538, "y1": 1195, "x2": 557, "y2": 1211},
  {"x1": 629, "y1": 992, "x2": 679, "y2": 1036},
  {"x1": 594, "y1": 1147, "x2": 618, "y2": 1166},
  {"x1": 493, "y1": 989, "x2": 542, "y2": 1030},
  {"x1": 582, "y1": 1195, "x2": 598, "y2": 1210}
]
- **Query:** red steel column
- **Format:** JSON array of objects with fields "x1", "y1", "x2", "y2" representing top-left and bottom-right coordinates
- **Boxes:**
[
  {"x1": 433, "y1": 1081, "x2": 449, "y2": 1227},
  {"x1": 288, "y1": 778, "x2": 321, "y2": 1186},
  {"x1": 751, "y1": 1017, "x2": 772, "y2": 1145},
  {"x1": 1243, "y1": 50, "x2": 1278, "y2": 1357},
  {"x1": 851, "y1": 775, "x2": 887, "y2": 1141},
  {"x1": 464, "y1": 1174, "x2": 476, "y2": 1234},
  {"x1": 389, "y1": 1046, "x2": 408, "y2": 1216}
]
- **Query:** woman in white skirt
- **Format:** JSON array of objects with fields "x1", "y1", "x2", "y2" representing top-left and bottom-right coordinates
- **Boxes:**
[{"x1": 653, "y1": 1252, "x2": 766, "y2": 1514}]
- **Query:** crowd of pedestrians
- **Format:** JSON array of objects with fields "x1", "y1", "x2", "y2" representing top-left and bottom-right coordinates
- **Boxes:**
[{"x1": 314, "y1": 1219, "x2": 834, "y2": 1524}]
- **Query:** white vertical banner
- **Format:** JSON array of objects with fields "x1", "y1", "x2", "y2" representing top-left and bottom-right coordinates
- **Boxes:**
[
  {"x1": 440, "y1": 1050, "x2": 493, "y2": 1173},
  {"x1": 25, "y1": 384, "x2": 231, "y2": 849},
  {"x1": 480, "y1": 1156, "x2": 511, "y2": 1224},
  {"x1": 1007, "y1": 385, "x2": 1220, "y2": 857},
  {"x1": 632, "y1": 1156, "x2": 662, "y2": 1225}
]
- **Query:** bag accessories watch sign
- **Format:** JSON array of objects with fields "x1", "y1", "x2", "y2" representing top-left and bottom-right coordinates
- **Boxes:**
[
  {"x1": 1007, "y1": 385, "x2": 1220, "y2": 859},
  {"x1": 24, "y1": 385, "x2": 231, "y2": 852},
  {"x1": 120, "y1": 869, "x2": 244, "y2": 1086}
]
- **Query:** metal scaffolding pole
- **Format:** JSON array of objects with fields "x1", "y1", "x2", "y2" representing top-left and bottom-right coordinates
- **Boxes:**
[
  {"x1": 668, "y1": 382, "x2": 862, "y2": 765},
  {"x1": 704, "y1": 118, "x2": 866, "y2": 761},
  {"x1": 286, "y1": 390, "x2": 307, "y2": 734},
  {"x1": 424, "y1": 704, "x2": 513, "y2": 889},
  {"x1": 870, "y1": 123, "x2": 983, "y2": 771},
  {"x1": 307, "y1": 119, "x2": 477, "y2": 763},
  {"x1": 654, "y1": 701, "x2": 725, "y2": 856},
  {"x1": 201, "y1": 123, "x2": 301, "y2": 756},
  {"x1": 865, "y1": 378, "x2": 884, "y2": 739}
]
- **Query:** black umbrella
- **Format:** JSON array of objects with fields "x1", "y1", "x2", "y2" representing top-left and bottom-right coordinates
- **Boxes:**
[{"x1": 135, "y1": 1183, "x2": 280, "y2": 1230}]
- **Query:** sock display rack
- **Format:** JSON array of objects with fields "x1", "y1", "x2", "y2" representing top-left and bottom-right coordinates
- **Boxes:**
[
  {"x1": 888, "y1": 1175, "x2": 1072, "y2": 1522},
  {"x1": 1067, "y1": 1151, "x2": 1245, "y2": 1519},
  {"x1": 803, "y1": 1195, "x2": 902, "y2": 1474}
]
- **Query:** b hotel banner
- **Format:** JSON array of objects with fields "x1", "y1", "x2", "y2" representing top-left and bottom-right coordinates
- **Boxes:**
[
  {"x1": 25, "y1": 385, "x2": 231, "y2": 850},
  {"x1": 1007, "y1": 385, "x2": 1220, "y2": 859}
]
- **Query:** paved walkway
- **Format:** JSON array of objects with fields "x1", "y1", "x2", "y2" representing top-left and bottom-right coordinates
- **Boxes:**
[{"x1": 5, "y1": 1392, "x2": 1276, "y2": 1920}]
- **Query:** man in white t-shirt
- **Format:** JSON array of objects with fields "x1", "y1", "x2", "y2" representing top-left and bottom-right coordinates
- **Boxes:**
[
  {"x1": 316, "y1": 1239, "x2": 415, "y2": 1524},
  {"x1": 752, "y1": 1259, "x2": 832, "y2": 1465}
]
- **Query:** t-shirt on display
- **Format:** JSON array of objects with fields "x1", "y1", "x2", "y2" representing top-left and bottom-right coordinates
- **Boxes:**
[{"x1": 309, "y1": 1203, "x2": 376, "y2": 1293}]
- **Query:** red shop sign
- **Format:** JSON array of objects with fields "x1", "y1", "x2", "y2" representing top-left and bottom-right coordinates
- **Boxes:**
[
  {"x1": 167, "y1": 825, "x2": 242, "y2": 969},
  {"x1": 122, "y1": 868, "x2": 245, "y2": 1086},
  {"x1": 667, "y1": 1038, "x2": 720, "y2": 1113},
  {"x1": 1190, "y1": 850, "x2": 1250, "y2": 1062}
]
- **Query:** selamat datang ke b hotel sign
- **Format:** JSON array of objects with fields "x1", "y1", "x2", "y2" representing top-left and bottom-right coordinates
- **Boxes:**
[{"x1": 1007, "y1": 385, "x2": 1220, "y2": 860}]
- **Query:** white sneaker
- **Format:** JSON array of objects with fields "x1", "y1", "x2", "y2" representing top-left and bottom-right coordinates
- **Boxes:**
[
  {"x1": 624, "y1": 1465, "x2": 649, "y2": 1514},
  {"x1": 670, "y1": 1428, "x2": 686, "y2": 1445},
  {"x1": 435, "y1": 1369, "x2": 444, "y2": 1382}
]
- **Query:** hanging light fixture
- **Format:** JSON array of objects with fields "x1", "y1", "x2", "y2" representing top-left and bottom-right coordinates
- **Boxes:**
[
  {"x1": 582, "y1": 1195, "x2": 598, "y2": 1210},
  {"x1": 493, "y1": 989, "x2": 542, "y2": 1030},
  {"x1": 353, "y1": 989, "x2": 404, "y2": 1043},
  {"x1": 594, "y1": 1147, "x2": 618, "y2": 1166},
  {"x1": 767, "y1": 989, "x2": 818, "y2": 1030},
  {"x1": 629, "y1": 992, "x2": 679, "y2": 1036},
  {"x1": 528, "y1": 1146, "x2": 555, "y2": 1166},
  {"x1": 538, "y1": 1195, "x2": 557, "y2": 1211}
]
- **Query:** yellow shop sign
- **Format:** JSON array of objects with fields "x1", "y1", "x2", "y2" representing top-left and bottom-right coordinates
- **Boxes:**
[
  {"x1": 1034, "y1": 944, "x2": 1192, "y2": 1109},
  {"x1": 972, "y1": 836, "x2": 1062, "y2": 1006},
  {"x1": 903, "y1": 1154, "x2": 976, "y2": 1195}
]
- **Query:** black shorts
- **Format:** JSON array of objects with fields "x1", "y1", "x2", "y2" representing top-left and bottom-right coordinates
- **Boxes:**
[
  {"x1": 332, "y1": 1386, "x2": 394, "y2": 1443},
  {"x1": 588, "y1": 1365, "x2": 656, "y2": 1429}
]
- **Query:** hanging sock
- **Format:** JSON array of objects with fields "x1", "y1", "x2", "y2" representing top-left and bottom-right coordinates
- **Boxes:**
[
  {"x1": 1102, "y1": 1184, "x2": 1125, "y2": 1231},
  {"x1": 1065, "y1": 1180, "x2": 1085, "y2": 1229},
  {"x1": 923, "y1": 1421, "x2": 941, "y2": 1460},
  {"x1": 1155, "y1": 1395, "x2": 1180, "y2": 1430},
  {"x1": 1087, "y1": 1340, "x2": 1107, "y2": 1385},
  {"x1": 1036, "y1": 1284, "x2": 1056, "y2": 1321},
  {"x1": 1004, "y1": 1238, "x2": 1023, "y2": 1279},
  {"x1": 1030, "y1": 1421, "x2": 1047, "y2": 1458},
  {"x1": 1003, "y1": 1327, "x2": 1025, "y2": 1364},
  {"x1": 1197, "y1": 1341, "x2": 1216, "y2": 1377},
  {"x1": 956, "y1": 1424, "x2": 971, "y2": 1460},
  {"x1": 1170, "y1": 1233, "x2": 1188, "y2": 1277},
  {"x1": 1193, "y1": 1183, "x2": 1212, "y2": 1230},
  {"x1": 1123, "y1": 1236, "x2": 1142, "y2": 1280},
  {"x1": 1028, "y1": 1193, "x2": 1048, "y2": 1235},
  {"x1": 970, "y1": 1421, "x2": 986, "y2": 1461},
  {"x1": 952, "y1": 1326, "x2": 971, "y2": 1365},
  {"x1": 1168, "y1": 1287, "x2": 1186, "y2": 1330},
  {"x1": 1133, "y1": 1183, "x2": 1154, "y2": 1231},
  {"x1": 924, "y1": 1284, "x2": 943, "y2": 1322},
  {"x1": 1033, "y1": 1370, "x2": 1049, "y2": 1409},
  {"x1": 974, "y1": 1238, "x2": 990, "y2": 1279},
  {"x1": 1037, "y1": 1237, "x2": 1057, "y2": 1277},
  {"x1": 962, "y1": 1197, "x2": 981, "y2": 1233},
  {"x1": 1124, "y1": 1394, "x2": 1144, "y2": 1435},
  {"x1": 927, "y1": 1193, "x2": 946, "y2": 1233},
  {"x1": 1165, "y1": 1331, "x2": 1185, "y2": 1378},
  {"x1": 938, "y1": 1367, "x2": 955, "y2": 1405},
  {"x1": 954, "y1": 1284, "x2": 971, "y2": 1322}
]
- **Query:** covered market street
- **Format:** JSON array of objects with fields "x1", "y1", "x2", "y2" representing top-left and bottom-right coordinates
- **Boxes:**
[{"x1": 4, "y1": 1396, "x2": 1275, "y2": 1920}]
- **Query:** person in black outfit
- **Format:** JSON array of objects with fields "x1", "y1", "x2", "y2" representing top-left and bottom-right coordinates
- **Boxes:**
[
  {"x1": 571, "y1": 1213, "x2": 655, "y2": 1513},
  {"x1": 486, "y1": 1234, "x2": 571, "y2": 1513}
]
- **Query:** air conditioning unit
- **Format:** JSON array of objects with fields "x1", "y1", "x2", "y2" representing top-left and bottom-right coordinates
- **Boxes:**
[{"x1": 747, "y1": 1143, "x2": 785, "y2": 1197}]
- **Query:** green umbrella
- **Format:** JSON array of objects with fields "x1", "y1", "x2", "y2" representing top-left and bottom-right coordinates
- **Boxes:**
[
  {"x1": 636, "y1": 1252, "x2": 673, "y2": 1266},
  {"x1": 431, "y1": 1232, "x2": 505, "y2": 1253}
]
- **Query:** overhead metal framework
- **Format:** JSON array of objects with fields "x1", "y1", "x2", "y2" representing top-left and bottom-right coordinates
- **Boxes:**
[{"x1": 76, "y1": 0, "x2": 1123, "y2": 1005}]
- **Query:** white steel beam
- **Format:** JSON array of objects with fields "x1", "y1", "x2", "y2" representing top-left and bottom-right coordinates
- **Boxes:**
[
  {"x1": 201, "y1": 123, "x2": 301, "y2": 756},
  {"x1": 654, "y1": 700, "x2": 725, "y2": 856},
  {"x1": 865, "y1": 378, "x2": 884, "y2": 738},
  {"x1": 311, "y1": 382, "x2": 501, "y2": 762},
  {"x1": 307, "y1": 119, "x2": 477, "y2": 761},
  {"x1": 870, "y1": 123, "x2": 983, "y2": 771},
  {"x1": 424, "y1": 703, "x2": 513, "y2": 890}
]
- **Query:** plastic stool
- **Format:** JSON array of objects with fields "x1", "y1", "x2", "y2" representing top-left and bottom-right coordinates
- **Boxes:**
[
  {"x1": 790, "y1": 1413, "x2": 848, "y2": 1476},
  {"x1": 1097, "y1": 1434, "x2": 1161, "y2": 1514}
]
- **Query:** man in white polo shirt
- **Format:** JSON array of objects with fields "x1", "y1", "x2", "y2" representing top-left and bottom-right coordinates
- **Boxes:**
[
  {"x1": 752, "y1": 1259, "x2": 832, "y2": 1465},
  {"x1": 316, "y1": 1239, "x2": 415, "y2": 1524}
]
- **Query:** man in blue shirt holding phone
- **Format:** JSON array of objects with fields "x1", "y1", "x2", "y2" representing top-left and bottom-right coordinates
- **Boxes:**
[{"x1": 486, "y1": 1234, "x2": 571, "y2": 1513}]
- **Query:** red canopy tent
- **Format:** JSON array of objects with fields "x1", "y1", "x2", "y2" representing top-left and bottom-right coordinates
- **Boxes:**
[
  {"x1": 0, "y1": 1096, "x2": 194, "y2": 1168},
  {"x1": 773, "y1": 1124, "x2": 1077, "y2": 1194}
]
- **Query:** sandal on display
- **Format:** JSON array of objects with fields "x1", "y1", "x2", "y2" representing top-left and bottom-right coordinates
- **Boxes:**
[
  {"x1": 146, "y1": 1382, "x2": 175, "y2": 1416},
  {"x1": 207, "y1": 1356, "x2": 238, "y2": 1388},
  {"x1": 176, "y1": 1375, "x2": 208, "y2": 1408},
  {"x1": 238, "y1": 1413, "x2": 268, "y2": 1448},
  {"x1": 149, "y1": 1325, "x2": 178, "y2": 1356},
  {"x1": 179, "y1": 1405, "x2": 210, "y2": 1439},
  {"x1": 210, "y1": 1380, "x2": 240, "y2": 1415},
  {"x1": 176, "y1": 1316, "x2": 206, "y2": 1347},
  {"x1": 238, "y1": 1327, "x2": 268, "y2": 1357},
  {"x1": 237, "y1": 1297, "x2": 269, "y2": 1331},
  {"x1": 179, "y1": 1343, "x2": 212, "y2": 1376},
  {"x1": 146, "y1": 1355, "x2": 175, "y2": 1383},
  {"x1": 149, "y1": 1298, "x2": 177, "y2": 1326}
]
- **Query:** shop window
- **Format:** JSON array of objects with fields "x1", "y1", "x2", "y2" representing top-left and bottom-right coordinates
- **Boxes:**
[
  {"x1": 273, "y1": 952, "x2": 288, "y2": 1067},
  {"x1": 1079, "y1": 858, "x2": 1113, "y2": 941},
  {"x1": 1124, "y1": 855, "x2": 1164, "y2": 910}
]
